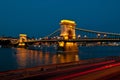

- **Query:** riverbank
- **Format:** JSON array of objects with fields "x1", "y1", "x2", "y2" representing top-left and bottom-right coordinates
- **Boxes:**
[{"x1": 0, "y1": 56, "x2": 119, "y2": 80}]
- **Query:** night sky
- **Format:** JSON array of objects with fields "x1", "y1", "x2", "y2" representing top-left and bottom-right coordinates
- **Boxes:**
[{"x1": 0, "y1": 0, "x2": 120, "y2": 38}]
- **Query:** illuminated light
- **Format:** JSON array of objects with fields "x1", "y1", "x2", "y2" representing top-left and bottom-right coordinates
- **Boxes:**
[
  {"x1": 75, "y1": 55, "x2": 79, "y2": 61},
  {"x1": 18, "y1": 43, "x2": 25, "y2": 46},
  {"x1": 34, "y1": 45, "x2": 36, "y2": 47},
  {"x1": 97, "y1": 34, "x2": 101, "y2": 36},
  {"x1": 58, "y1": 54, "x2": 61, "y2": 57},
  {"x1": 69, "y1": 25, "x2": 73, "y2": 28},
  {"x1": 19, "y1": 34, "x2": 27, "y2": 37},
  {"x1": 59, "y1": 42, "x2": 64, "y2": 47},
  {"x1": 60, "y1": 33, "x2": 67, "y2": 36},
  {"x1": 60, "y1": 20, "x2": 76, "y2": 26},
  {"x1": 73, "y1": 36, "x2": 76, "y2": 39},
  {"x1": 66, "y1": 42, "x2": 74, "y2": 46},
  {"x1": 64, "y1": 36, "x2": 68, "y2": 40},
  {"x1": 61, "y1": 20, "x2": 76, "y2": 24}
]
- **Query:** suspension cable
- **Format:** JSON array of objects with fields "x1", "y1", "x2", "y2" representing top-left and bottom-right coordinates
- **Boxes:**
[
  {"x1": 45, "y1": 28, "x2": 60, "y2": 38},
  {"x1": 76, "y1": 28, "x2": 120, "y2": 36}
]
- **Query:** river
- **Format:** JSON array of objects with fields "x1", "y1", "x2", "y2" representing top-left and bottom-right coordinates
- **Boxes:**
[{"x1": 0, "y1": 46, "x2": 120, "y2": 71}]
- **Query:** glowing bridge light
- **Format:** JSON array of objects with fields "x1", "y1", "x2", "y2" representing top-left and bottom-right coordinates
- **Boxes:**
[
  {"x1": 19, "y1": 34, "x2": 27, "y2": 37},
  {"x1": 60, "y1": 20, "x2": 76, "y2": 25},
  {"x1": 59, "y1": 41, "x2": 64, "y2": 47}
]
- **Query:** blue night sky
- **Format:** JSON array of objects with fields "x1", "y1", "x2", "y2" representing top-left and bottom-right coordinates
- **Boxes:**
[{"x1": 0, "y1": 0, "x2": 120, "y2": 38}]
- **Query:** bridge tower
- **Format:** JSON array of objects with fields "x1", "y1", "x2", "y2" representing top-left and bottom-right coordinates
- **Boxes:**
[
  {"x1": 60, "y1": 20, "x2": 76, "y2": 40},
  {"x1": 59, "y1": 20, "x2": 78, "y2": 52},
  {"x1": 18, "y1": 34, "x2": 27, "y2": 47}
]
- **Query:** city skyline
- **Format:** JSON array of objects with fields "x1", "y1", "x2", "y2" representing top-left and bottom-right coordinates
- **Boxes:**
[{"x1": 0, "y1": 0, "x2": 120, "y2": 38}]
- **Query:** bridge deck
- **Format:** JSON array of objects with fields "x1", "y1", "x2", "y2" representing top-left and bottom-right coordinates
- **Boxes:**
[{"x1": 26, "y1": 38, "x2": 120, "y2": 43}]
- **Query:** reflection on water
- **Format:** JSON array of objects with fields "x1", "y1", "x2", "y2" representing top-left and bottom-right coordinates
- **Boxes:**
[
  {"x1": 16, "y1": 48, "x2": 27, "y2": 68},
  {"x1": 15, "y1": 47, "x2": 79, "y2": 69},
  {"x1": 1, "y1": 46, "x2": 120, "y2": 71}
]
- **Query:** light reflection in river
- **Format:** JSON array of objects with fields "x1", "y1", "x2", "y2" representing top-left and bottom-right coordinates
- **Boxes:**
[
  {"x1": 0, "y1": 46, "x2": 120, "y2": 71},
  {"x1": 15, "y1": 48, "x2": 79, "y2": 69}
]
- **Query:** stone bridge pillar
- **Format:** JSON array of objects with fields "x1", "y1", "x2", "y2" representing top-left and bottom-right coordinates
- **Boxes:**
[{"x1": 58, "y1": 20, "x2": 78, "y2": 52}]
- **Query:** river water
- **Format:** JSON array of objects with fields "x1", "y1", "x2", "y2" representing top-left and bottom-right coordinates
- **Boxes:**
[{"x1": 0, "y1": 46, "x2": 120, "y2": 72}]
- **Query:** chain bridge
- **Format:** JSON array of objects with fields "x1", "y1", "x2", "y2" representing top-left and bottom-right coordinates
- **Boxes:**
[{"x1": 18, "y1": 20, "x2": 120, "y2": 48}]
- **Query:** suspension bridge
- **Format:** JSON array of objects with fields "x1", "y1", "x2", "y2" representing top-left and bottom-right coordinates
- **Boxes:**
[
  {"x1": 24, "y1": 26, "x2": 120, "y2": 43},
  {"x1": 18, "y1": 20, "x2": 120, "y2": 47}
]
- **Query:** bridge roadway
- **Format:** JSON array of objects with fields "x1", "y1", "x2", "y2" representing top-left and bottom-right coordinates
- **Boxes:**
[{"x1": 26, "y1": 38, "x2": 120, "y2": 43}]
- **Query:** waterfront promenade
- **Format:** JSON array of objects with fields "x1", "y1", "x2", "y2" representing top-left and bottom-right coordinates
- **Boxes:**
[{"x1": 0, "y1": 56, "x2": 120, "y2": 80}]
